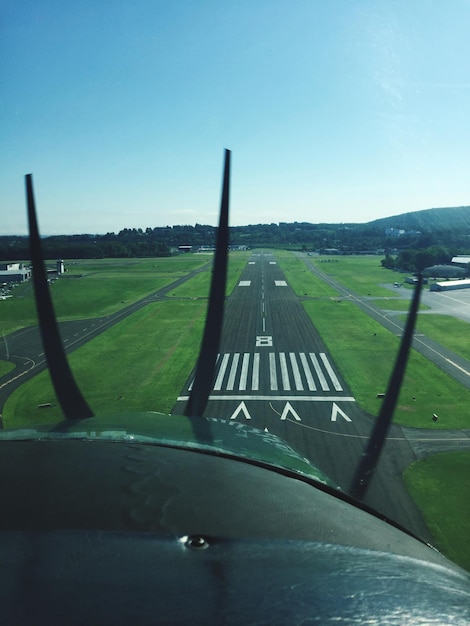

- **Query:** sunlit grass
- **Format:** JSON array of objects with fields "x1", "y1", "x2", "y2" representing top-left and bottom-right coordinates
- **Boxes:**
[
  {"x1": 0, "y1": 255, "x2": 210, "y2": 333},
  {"x1": 413, "y1": 314, "x2": 470, "y2": 362},
  {"x1": 0, "y1": 361, "x2": 15, "y2": 377},
  {"x1": 311, "y1": 255, "x2": 399, "y2": 296},
  {"x1": 3, "y1": 252, "x2": 250, "y2": 428},
  {"x1": 3, "y1": 300, "x2": 206, "y2": 427},
  {"x1": 276, "y1": 254, "x2": 339, "y2": 298},
  {"x1": 404, "y1": 451, "x2": 470, "y2": 571},
  {"x1": 302, "y1": 300, "x2": 469, "y2": 428}
]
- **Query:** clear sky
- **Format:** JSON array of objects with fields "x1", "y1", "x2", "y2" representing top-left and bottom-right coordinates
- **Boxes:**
[{"x1": 2, "y1": 1, "x2": 469, "y2": 235}]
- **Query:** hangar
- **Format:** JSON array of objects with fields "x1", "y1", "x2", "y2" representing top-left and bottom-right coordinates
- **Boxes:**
[
  {"x1": 0, "y1": 262, "x2": 31, "y2": 283},
  {"x1": 430, "y1": 279, "x2": 470, "y2": 292}
]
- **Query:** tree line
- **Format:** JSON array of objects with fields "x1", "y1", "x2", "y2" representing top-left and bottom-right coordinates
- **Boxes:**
[
  {"x1": 1, "y1": 219, "x2": 469, "y2": 262},
  {"x1": 381, "y1": 245, "x2": 467, "y2": 274}
]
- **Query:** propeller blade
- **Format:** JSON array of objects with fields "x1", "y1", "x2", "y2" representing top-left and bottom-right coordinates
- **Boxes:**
[
  {"x1": 350, "y1": 274, "x2": 423, "y2": 501},
  {"x1": 184, "y1": 150, "x2": 231, "y2": 418},
  {"x1": 26, "y1": 174, "x2": 94, "y2": 420}
]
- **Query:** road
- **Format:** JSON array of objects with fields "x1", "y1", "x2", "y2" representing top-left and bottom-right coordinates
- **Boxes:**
[{"x1": 172, "y1": 252, "x2": 438, "y2": 540}]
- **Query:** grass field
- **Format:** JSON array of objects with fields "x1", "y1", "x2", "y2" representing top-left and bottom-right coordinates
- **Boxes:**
[
  {"x1": 302, "y1": 300, "x2": 469, "y2": 428},
  {"x1": 413, "y1": 314, "x2": 470, "y2": 362},
  {"x1": 275, "y1": 253, "x2": 339, "y2": 298},
  {"x1": 3, "y1": 299, "x2": 206, "y2": 427},
  {"x1": 311, "y1": 255, "x2": 397, "y2": 296},
  {"x1": 0, "y1": 255, "x2": 210, "y2": 334},
  {"x1": 2, "y1": 252, "x2": 249, "y2": 428},
  {"x1": 0, "y1": 361, "x2": 15, "y2": 377},
  {"x1": 404, "y1": 451, "x2": 470, "y2": 571}
]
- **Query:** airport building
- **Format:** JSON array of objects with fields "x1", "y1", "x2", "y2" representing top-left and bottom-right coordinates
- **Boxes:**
[
  {"x1": 0, "y1": 262, "x2": 31, "y2": 283},
  {"x1": 430, "y1": 279, "x2": 470, "y2": 292},
  {"x1": 451, "y1": 255, "x2": 470, "y2": 266}
]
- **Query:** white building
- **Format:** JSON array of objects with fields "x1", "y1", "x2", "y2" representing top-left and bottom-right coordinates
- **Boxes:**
[{"x1": 0, "y1": 263, "x2": 31, "y2": 283}]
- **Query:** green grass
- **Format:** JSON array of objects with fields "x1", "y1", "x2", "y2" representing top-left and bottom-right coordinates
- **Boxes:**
[
  {"x1": 3, "y1": 252, "x2": 250, "y2": 428},
  {"x1": 0, "y1": 361, "x2": 15, "y2": 377},
  {"x1": 302, "y1": 300, "x2": 469, "y2": 428},
  {"x1": 311, "y1": 255, "x2": 399, "y2": 296},
  {"x1": 167, "y1": 271, "x2": 210, "y2": 298},
  {"x1": 404, "y1": 451, "x2": 470, "y2": 571},
  {"x1": 1, "y1": 254, "x2": 248, "y2": 334},
  {"x1": 275, "y1": 254, "x2": 339, "y2": 298},
  {"x1": 0, "y1": 255, "x2": 210, "y2": 333},
  {"x1": 3, "y1": 299, "x2": 206, "y2": 427},
  {"x1": 0, "y1": 281, "x2": 38, "y2": 333},
  {"x1": 413, "y1": 314, "x2": 470, "y2": 362},
  {"x1": 166, "y1": 252, "x2": 251, "y2": 298}
]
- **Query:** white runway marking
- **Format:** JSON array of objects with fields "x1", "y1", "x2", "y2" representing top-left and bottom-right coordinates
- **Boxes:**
[
  {"x1": 239, "y1": 353, "x2": 250, "y2": 390},
  {"x1": 252, "y1": 353, "x2": 260, "y2": 390},
  {"x1": 214, "y1": 353, "x2": 230, "y2": 390},
  {"x1": 186, "y1": 351, "x2": 348, "y2": 396},
  {"x1": 279, "y1": 352, "x2": 291, "y2": 390},
  {"x1": 289, "y1": 352, "x2": 303, "y2": 390},
  {"x1": 177, "y1": 394, "x2": 355, "y2": 402},
  {"x1": 309, "y1": 353, "x2": 329, "y2": 391},
  {"x1": 331, "y1": 402, "x2": 352, "y2": 422},
  {"x1": 229, "y1": 401, "x2": 252, "y2": 420},
  {"x1": 280, "y1": 401, "x2": 301, "y2": 421},
  {"x1": 299, "y1": 352, "x2": 316, "y2": 390},
  {"x1": 269, "y1": 352, "x2": 278, "y2": 390},
  {"x1": 227, "y1": 353, "x2": 240, "y2": 390},
  {"x1": 320, "y1": 352, "x2": 343, "y2": 391}
]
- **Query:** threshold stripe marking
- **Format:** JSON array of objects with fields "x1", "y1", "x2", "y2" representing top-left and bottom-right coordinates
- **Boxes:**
[
  {"x1": 279, "y1": 352, "x2": 290, "y2": 390},
  {"x1": 269, "y1": 352, "x2": 278, "y2": 391},
  {"x1": 300, "y1": 352, "x2": 317, "y2": 391},
  {"x1": 214, "y1": 353, "x2": 230, "y2": 390},
  {"x1": 227, "y1": 353, "x2": 240, "y2": 390},
  {"x1": 239, "y1": 353, "x2": 250, "y2": 391},
  {"x1": 252, "y1": 353, "x2": 260, "y2": 390},
  {"x1": 309, "y1": 353, "x2": 329, "y2": 391},
  {"x1": 320, "y1": 352, "x2": 343, "y2": 391},
  {"x1": 289, "y1": 352, "x2": 303, "y2": 391}
]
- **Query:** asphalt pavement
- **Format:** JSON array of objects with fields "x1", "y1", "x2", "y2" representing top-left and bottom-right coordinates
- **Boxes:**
[{"x1": 172, "y1": 251, "x2": 441, "y2": 541}]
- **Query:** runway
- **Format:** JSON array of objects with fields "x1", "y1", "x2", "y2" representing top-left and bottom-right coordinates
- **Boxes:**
[
  {"x1": 2, "y1": 250, "x2": 464, "y2": 541},
  {"x1": 172, "y1": 252, "x2": 432, "y2": 540}
]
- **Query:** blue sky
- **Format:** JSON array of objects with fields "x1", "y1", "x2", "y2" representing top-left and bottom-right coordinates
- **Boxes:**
[{"x1": 2, "y1": 1, "x2": 469, "y2": 234}]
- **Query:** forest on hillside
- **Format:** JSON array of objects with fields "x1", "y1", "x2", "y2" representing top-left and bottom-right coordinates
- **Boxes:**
[{"x1": 1, "y1": 207, "x2": 470, "y2": 271}]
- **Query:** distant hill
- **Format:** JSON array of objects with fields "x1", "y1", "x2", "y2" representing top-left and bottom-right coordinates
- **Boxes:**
[
  {"x1": 366, "y1": 206, "x2": 470, "y2": 232},
  {"x1": 2, "y1": 205, "x2": 470, "y2": 261}
]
